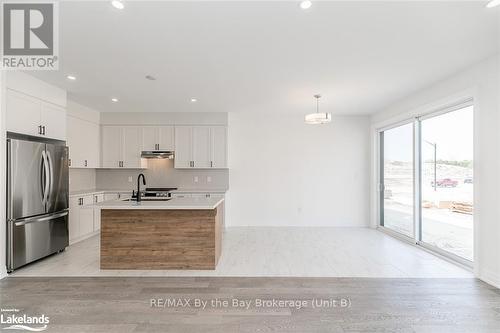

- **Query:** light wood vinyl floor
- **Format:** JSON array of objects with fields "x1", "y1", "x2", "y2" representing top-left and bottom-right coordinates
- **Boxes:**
[
  {"x1": 0, "y1": 277, "x2": 499, "y2": 332},
  {"x1": 11, "y1": 227, "x2": 471, "y2": 278}
]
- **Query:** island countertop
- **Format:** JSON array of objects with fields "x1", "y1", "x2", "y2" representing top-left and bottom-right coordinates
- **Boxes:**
[{"x1": 95, "y1": 196, "x2": 224, "y2": 210}]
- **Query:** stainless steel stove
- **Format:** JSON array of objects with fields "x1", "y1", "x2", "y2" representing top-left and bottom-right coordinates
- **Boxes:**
[
  {"x1": 144, "y1": 187, "x2": 178, "y2": 198},
  {"x1": 131, "y1": 187, "x2": 178, "y2": 201}
]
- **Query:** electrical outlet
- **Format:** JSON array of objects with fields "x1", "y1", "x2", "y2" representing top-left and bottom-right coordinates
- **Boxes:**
[
  {"x1": 194, "y1": 176, "x2": 199, "y2": 183},
  {"x1": 128, "y1": 176, "x2": 133, "y2": 183},
  {"x1": 207, "y1": 176, "x2": 212, "y2": 183}
]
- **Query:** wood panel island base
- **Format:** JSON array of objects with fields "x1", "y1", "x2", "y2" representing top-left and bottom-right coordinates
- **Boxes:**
[{"x1": 99, "y1": 198, "x2": 223, "y2": 270}]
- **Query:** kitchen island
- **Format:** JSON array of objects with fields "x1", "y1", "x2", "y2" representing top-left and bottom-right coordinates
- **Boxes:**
[{"x1": 96, "y1": 197, "x2": 224, "y2": 270}]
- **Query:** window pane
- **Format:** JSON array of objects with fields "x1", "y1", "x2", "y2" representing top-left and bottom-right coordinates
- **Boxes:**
[
  {"x1": 420, "y1": 106, "x2": 474, "y2": 261},
  {"x1": 382, "y1": 123, "x2": 414, "y2": 237}
]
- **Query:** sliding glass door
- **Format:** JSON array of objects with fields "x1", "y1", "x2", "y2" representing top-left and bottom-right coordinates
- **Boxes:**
[
  {"x1": 379, "y1": 103, "x2": 474, "y2": 263},
  {"x1": 420, "y1": 106, "x2": 474, "y2": 261},
  {"x1": 380, "y1": 123, "x2": 414, "y2": 238}
]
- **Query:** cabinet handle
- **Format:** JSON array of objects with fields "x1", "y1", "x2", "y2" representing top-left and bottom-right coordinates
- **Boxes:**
[
  {"x1": 211, "y1": 161, "x2": 213, "y2": 168},
  {"x1": 94, "y1": 196, "x2": 98, "y2": 203},
  {"x1": 79, "y1": 198, "x2": 83, "y2": 205},
  {"x1": 42, "y1": 126, "x2": 46, "y2": 135}
]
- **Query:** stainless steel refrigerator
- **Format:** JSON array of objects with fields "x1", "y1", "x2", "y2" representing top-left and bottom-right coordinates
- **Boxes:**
[{"x1": 6, "y1": 133, "x2": 69, "y2": 272}]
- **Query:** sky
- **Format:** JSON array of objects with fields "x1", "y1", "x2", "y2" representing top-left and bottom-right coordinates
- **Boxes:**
[{"x1": 384, "y1": 106, "x2": 473, "y2": 163}]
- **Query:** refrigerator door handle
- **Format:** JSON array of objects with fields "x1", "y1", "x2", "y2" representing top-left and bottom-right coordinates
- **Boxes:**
[
  {"x1": 14, "y1": 210, "x2": 69, "y2": 227},
  {"x1": 41, "y1": 150, "x2": 50, "y2": 206},
  {"x1": 46, "y1": 150, "x2": 54, "y2": 206}
]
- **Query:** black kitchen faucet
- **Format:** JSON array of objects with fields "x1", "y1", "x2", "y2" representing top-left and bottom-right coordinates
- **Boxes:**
[{"x1": 136, "y1": 174, "x2": 146, "y2": 202}]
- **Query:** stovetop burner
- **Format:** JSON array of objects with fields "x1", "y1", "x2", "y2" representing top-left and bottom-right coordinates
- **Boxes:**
[
  {"x1": 140, "y1": 187, "x2": 178, "y2": 198},
  {"x1": 145, "y1": 187, "x2": 178, "y2": 192}
]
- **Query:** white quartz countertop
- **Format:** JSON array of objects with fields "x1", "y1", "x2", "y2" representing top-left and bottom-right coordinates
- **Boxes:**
[
  {"x1": 70, "y1": 188, "x2": 227, "y2": 197},
  {"x1": 69, "y1": 189, "x2": 132, "y2": 197},
  {"x1": 170, "y1": 189, "x2": 227, "y2": 194},
  {"x1": 95, "y1": 196, "x2": 224, "y2": 210}
]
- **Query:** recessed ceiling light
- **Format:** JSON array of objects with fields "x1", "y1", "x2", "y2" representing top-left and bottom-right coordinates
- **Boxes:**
[
  {"x1": 299, "y1": 1, "x2": 312, "y2": 10},
  {"x1": 145, "y1": 75, "x2": 156, "y2": 81},
  {"x1": 111, "y1": 98, "x2": 119, "y2": 103},
  {"x1": 111, "y1": 1, "x2": 124, "y2": 10},
  {"x1": 486, "y1": 0, "x2": 500, "y2": 8},
  {"x1": 66, "y1": 75, "x2": 76, "y2": 81},
  {"x1": 190, "y1": 98, "x2": 198, "y2": 103}
]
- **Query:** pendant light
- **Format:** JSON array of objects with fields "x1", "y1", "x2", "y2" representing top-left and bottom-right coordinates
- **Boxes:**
[{"x1": 305, "y1": 94, "x2": 331, "y2": 124}]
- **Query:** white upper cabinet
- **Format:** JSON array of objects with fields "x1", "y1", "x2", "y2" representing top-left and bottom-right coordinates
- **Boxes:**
[
  {"x1": 192, "y1": 126, "x2": 211, "y2": 168},
  {"x1": 158, "y1": 126, "x2": 174, "y2": 150},
  {"x1": 6, "y1": 89, "x2": 41, "y2": 137},
  {"x1": 6, "y1": 89, "x2": 66, "y2": 140},
  {"x1": 174, "y1": 126, "x2": 228, "y2": 169},
  {"x1": 40, "y1": 102, "x2": 66, "y2": 140},
  {"x1": 211, "y1": 126, "x2": 228, "y2": 168},
  {"x1": 174, "y1": 126, "x2": 192, "y2": 168},
  {"x1": 142, "y1": 127, "x2": 157, "y2": 151},
  {"x1": 101, "y1": 126, "x2": 122, "y2": 168},
  {"x1": 5, "y1": 72, "x2": 67, "y2": 141},
  {"x1": 122, "y1": 127, "x2": 142, "y2": 168},
  {"x1": 67, "y1": 115, "x2": 100, "y2": 168},
  {"x1": 141, "y1": 126, "x2": 174, "y2": 151},
  {"x1": 102, "y1": 126, "x2": 144, "y2": 168}
]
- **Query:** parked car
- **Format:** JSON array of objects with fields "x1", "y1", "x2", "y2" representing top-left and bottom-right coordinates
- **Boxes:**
[
  {"x1": 431, "y1": 178, "x2": 459, "y2": 188},
  {"x1": 464, "y1": 177, "x2": 473, "y2": 184}
]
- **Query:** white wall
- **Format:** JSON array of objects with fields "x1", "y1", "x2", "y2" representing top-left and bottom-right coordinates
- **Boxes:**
[
  {"x1": 5, "y1": 71, "x2": 66, "y2": 107},
  {"x1": 227, "y1": 113, "x2": 370, "y2": 227},
  {"x1": 67, "y1": 100, "x2": 100, "y2": 123},
  {"x1": 370, "y1": 54, "x2": 500, "y2": 287},
  {"x1": 0, "y1": 71, "x2": 6, "y2": 279}
]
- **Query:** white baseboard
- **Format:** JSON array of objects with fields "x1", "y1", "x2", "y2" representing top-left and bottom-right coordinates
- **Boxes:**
[
  {"x1": 69, "y1": 230, "x2": 99, "y2": 246},
  {"x1": 479, "y1": 269, "x2": 500, "y2": 289},
  {"x1": 0, "y1": 267, "x2": 7, "y2": 280}
]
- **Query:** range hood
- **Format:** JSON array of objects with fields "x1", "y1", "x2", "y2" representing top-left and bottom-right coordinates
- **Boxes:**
[{"x1": 141, "y1": 151, "x2": 174, "y2": 159}]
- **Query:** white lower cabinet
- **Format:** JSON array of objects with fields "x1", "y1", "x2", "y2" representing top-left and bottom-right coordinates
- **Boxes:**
[
  {"x1": 69, "y1": 193, "x2": 107, "y2": 244},
  {"x1": 69, "y1": 195, "x2": 94, "y2": 243},
  {"x1": 93, "y1": 194, "x2": 105, "y2": 231}
]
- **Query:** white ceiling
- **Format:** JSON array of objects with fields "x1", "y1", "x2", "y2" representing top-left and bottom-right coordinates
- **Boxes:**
[{"x1": 30, "y1": 1, "x2": 499, "y2": 115}]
